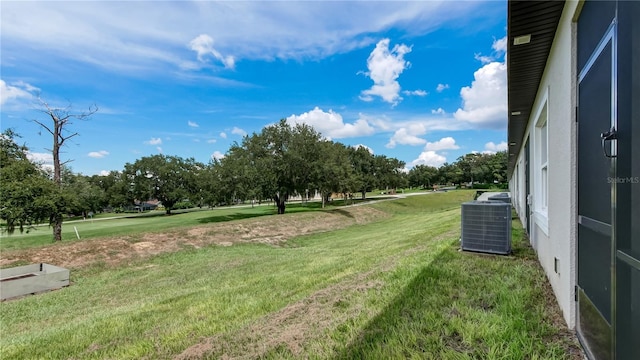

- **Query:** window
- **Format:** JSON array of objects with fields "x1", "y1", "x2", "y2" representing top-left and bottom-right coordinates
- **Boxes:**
[
  {"x1": 536, "y1": 103, "x2": 549, "y2": 213},
  {"x1": 514, "y1": 162, "x2": 520, "y2": 209},
  {"x1": 540, "y1": 122, "x2": 548, "y2": 209}
]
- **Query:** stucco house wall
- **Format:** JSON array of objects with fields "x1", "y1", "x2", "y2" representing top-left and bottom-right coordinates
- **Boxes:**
[{"x1": 509, "y1": 0, "x2": 579, "y2": 328}]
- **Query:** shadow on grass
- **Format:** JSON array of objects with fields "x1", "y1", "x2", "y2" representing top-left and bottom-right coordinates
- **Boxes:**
[
  {"x1": 335, "y1": 244, "x2": 476, "y2": 359},
  {"x1": 121, "y1": 207, "x2": 210, "y2": 219},
  {"x1": 331, "y1": 209, "x2": 355, "y2": 219},
  {"x1": 335, "y1": 225, "x2": 573, "y2": 359},
  {"x1": 196, "y1": 212, "x2": 270, "y2": 224},
  {"x1": 283, "y1": 202, "x2": 325, "y2": 213}
]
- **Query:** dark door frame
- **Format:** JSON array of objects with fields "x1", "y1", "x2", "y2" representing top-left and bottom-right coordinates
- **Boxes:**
[{"x1": 576, "y1": 2, "x2": 618, "y2": 358}]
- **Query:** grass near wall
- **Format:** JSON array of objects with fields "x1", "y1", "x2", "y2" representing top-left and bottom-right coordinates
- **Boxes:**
[{"x1": 0, "y1": 191, "x2": 581, "y2": 359}]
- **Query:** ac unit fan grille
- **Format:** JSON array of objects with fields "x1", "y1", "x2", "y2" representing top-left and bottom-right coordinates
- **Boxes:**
[{"x1": 461, "y1": 201, "x2": 512, "y2": 255}]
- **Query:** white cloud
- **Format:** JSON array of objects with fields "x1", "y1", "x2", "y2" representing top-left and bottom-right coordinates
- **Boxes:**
[
  {"x1": 0, "y1": 2, "x2": 492, "y2": 76},
  {"x1": 403, "y1": 89, "x2": 428, "y2": 97},
  {"x1": 484, "y1": 141, "x2": 508, "y2": 154},
  {"x1": 352, "y1": 144, "x2": 374, "y2": 154},
  {"x1": 431, "y1": 108, "x2": 445, "y2": 115},
  {"x1": 99, "y1": 170, "x2": 110, "y2": 176},
  {"x1": 0, "y1": 79, "x2": 37, "y2": 105},
  {"x1": 88, "y1": 150, "x2": 109, "y2": 158},
  {"x1": 409, "y1": 150, "x2": 446, "y2": 168},
  {"x1": 189, "y1": 34, "x2": 236, "y2": 69},
  {"x1": 188, "y1": 121, "x2": 199, "y2": 128},
  {"x1": 211, "y1": 151, "x2": 225, "y2": 160},
  {"x1": 436, "y1": 83, "x2": 449, "y2": 92},
  {"x1": 231, "y1": 127, "x2": 247, "y2": 137},
  {"x1": 207, "y1": 139, "x2": 217, "y2": 144},
  {"x1": 286, "y1": 107, "x2": 375, "y2": 139},
  {"x1": 219, "y1": 132, "x2": 227, "y2": 139},
  {"x1": 26, "y1": 151, "x2": 55, "y2": 172},
  {"x1": 355, "y1": 113, "x2": 392, "y2": 132},
  {"x1": 359, "y1": 38, "x2": 411, "y2": 106},
  {"x1": 453, "y1": 61, "x2": 507, "y2": 129},
  {"x1": 474, "y1": 53, "x2": 494, "y2": 64},
  {"x1": 26, "y1": 151, "x2": 53, "y2": 164},
  {"x1": 12, "y1": 80, "x2": 40, "y2": 93},
  {"x1": 386, "y1": 124, "x2": 427, "y2": 148},
  {"x1": 156, "y1": 146, "x2": 163, "y2": 153},
  {"x1": 425, "y1": 137, "x2": 459, "y2": 151},
  {"x1": 361, "y1": 110, "x2": 472, "y2": 142},
  {"x1": 492, "y1": 36, "x2": 507, "y2": 53},
  {"x1": 144, "y1": 137, "x2": 162, "y2": 145},
  {"x1": 473, "y1": 36, "x2": 507, "y2": 65}
]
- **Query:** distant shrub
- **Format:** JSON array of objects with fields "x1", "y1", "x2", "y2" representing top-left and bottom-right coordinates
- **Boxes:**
[
  {"x1": 471, "y1": 183, "x2": 508, "y2": 190},
  {"x1": 172, "y1": 201, "x2": 193, "y2": 210}
]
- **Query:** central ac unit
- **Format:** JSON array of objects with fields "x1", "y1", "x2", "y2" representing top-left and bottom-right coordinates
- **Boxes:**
[
  {"x1": 487, "y1": 192, "x2": 511, "y2": 204},
  {"x1": 461, "y1": 201, "x2": 512, "y2": 255}
]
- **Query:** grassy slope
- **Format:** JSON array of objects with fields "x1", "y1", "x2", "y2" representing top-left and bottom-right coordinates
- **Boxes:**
[
  {"x1": 0, "y1": 191, "x2": 580, "y2": 359},
  {"x1": 0, "y1": 206, "x2": 270, "y2": 250},
  {"x1": 0, "y1": 199, "x2": 381, "y2": 251}
]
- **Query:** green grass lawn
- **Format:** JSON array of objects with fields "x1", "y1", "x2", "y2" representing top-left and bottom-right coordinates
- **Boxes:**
[
  {"x1": 0, "y1": 206, "x2": 272, "y2": 250},
  {"x1": 0, "y1": 191, "x2": 581, "y2": 359},
  {"x1": 0, "y1": 198, "x2": 390, "y2": 251}
]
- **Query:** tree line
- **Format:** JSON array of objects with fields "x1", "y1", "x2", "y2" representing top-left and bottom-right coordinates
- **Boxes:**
[
  {"x1": 1, "y1": 119, "x2": 506, "y2": 241},
  {"x1": 407, "y1": 151, "x2": 508, "y2": 190}
]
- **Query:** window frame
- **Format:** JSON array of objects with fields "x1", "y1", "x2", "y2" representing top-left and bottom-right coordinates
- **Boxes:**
[{"x1": 531, "y1": 91, "x2": 549, "y2": 236}]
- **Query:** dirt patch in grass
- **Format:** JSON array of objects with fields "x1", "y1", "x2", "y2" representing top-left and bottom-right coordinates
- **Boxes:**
[
  {"x1": 174, "y1": 231, "x2": 459, "y2": 360},
  {"x1": 0, "y1": 206, "x2": 389, "y2": 269},
  {"x1": 174, "y1": 265, "x2": 385, "y2": 360}
]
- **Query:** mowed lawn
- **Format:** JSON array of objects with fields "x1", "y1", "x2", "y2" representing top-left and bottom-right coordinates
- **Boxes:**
[
  {"x1": 0, "y1": 191, "x2": 581, "y2": 359},
  {"x1": 0, "y1": 197, "x2": 388, "y2": 251},
  {"x1": 0, "y1": 204, "x2": 281, "y2": 250}
]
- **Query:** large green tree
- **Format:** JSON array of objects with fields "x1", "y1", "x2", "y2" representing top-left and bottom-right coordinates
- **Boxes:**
[
  {"x1": 437, "y1": 162, "x2": 462, "y2": 185},
  {"x1": 455, "y1": 152, "x2": 508, "y2": 185},
  {"x1": 489, "y1": 151, "x2": 508, "y2": 183},
  {"x1": 200, "y1": 160, "x2": 225, "y2": 207},
  {"x1": 408, "y1": 164, "x2": 438, "y2": 189},
  {"x1": 315, "y1": 141, "x2": 356, "y2": 207},
  {"x1": 65, "y1": 173, "x2": 106, "y2": 217},
  {"x1": 124, "y1": 155, "x2": 202, "y2": 215},
  {"x1": 102, "y1": 171, "x2": 135, "y2": 209},
  {"x1": 348, "y1": 146, "x2": 376, "y2": 199},
  {"x1": 228, "y1": 120, "x2": 323, "y2": 214},
  {"x1": 215, "y1": 144, "x2": 259, "y2": 206},
  {"x1": 0, "y1": 130, "x2": 56, "y2": 234},
  {"x1": 259, "y1": 120, "x2": 322, "y2": 214},
  {"x1": 374, "y1": 155, "x2": 406, "y2": 191}
]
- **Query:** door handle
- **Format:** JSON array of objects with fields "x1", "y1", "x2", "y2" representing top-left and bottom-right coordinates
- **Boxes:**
[{"x1": 601, "y1": 127, "x2": 617, "y2": 158}]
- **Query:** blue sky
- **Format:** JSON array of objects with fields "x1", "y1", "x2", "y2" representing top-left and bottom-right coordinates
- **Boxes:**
[{"x1": 1, "y1": 1, "x2": 508, "y2": 176}]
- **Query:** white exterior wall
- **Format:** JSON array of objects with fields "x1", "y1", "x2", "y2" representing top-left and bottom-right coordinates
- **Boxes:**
[{"x1": 509, "y1": 1, "x2": 579, "y2": 328}]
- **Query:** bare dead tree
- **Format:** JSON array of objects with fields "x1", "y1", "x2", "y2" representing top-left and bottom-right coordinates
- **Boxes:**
[{"x1": 33, "y1": 96, "x2": 98, "y2": 242}]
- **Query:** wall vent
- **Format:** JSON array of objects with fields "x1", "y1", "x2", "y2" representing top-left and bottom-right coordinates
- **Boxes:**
[{"x1": 461, "y1": 201, "x2": 512, "y2": 255}]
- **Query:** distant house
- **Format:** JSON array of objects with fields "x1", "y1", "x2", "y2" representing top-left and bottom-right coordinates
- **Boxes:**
[
  {"x1": 507, "y1": 1, "x2": 638, "y2": 359},
  {"x1": 135, "y1": 199, "x2": 160, "y2": 211}
]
